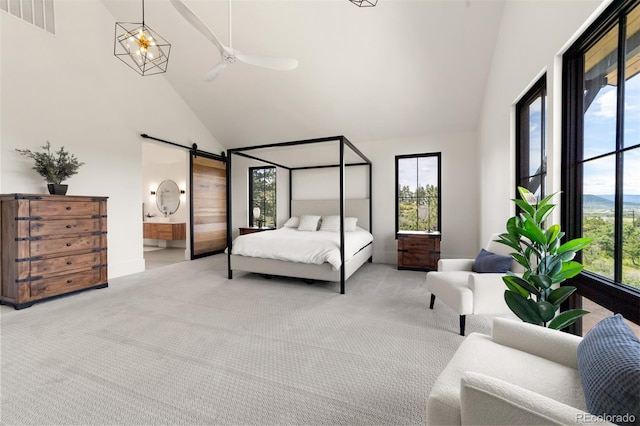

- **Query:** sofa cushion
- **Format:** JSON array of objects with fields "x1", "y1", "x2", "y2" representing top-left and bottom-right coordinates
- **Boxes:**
[
  {"x1": 472, "y1": 248, "x2": 512, "y2": 273},
  {"x1": 577, "y1": 314, "x2": 640, "y2": 424}
]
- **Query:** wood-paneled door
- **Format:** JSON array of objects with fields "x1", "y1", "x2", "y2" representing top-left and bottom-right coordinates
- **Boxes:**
[{"x1": 190, "y1": 153, "x2": 227, "y2": 259}]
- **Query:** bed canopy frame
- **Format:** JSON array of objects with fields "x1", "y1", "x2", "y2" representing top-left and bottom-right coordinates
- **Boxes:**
[{"x1": 226, "y1": 135, "x2": 372, "y2": 294}]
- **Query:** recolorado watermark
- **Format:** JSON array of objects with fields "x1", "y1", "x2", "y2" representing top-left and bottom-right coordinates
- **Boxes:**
[{"x1": 576, "y1": 413, "x2": 636, "y2": 424}]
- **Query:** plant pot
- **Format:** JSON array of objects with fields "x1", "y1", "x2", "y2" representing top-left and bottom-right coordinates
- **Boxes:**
[{"x1": 47, "y1": 184, "x2": 68, "y2": 195}]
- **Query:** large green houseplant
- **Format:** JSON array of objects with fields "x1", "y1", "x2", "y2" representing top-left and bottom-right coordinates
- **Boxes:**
[
  {"x1": 495, "y1": 187, "x2": 592, "y2": 331},
  {"x1": 16, "y1": 142, "x2": 84, "y2": 195}
]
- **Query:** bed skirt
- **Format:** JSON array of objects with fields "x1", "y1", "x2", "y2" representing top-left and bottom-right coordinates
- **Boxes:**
[{"x1": 229, "y1": 243, "x2": 373, "y2": 282}]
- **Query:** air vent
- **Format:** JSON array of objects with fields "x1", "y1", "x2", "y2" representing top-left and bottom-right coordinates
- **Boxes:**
[{"x1": 1, "y1": 0, "x2": 55, "y2": 34}]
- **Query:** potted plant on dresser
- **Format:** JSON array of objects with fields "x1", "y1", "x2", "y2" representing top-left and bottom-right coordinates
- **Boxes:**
[{"x1": 16, "y1": 141, "x2": 84, "y2": 195}]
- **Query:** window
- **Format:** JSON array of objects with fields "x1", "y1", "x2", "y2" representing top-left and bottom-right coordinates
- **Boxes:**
[
  {"x1": 563, "y1": 0, "x2": 640, "y2": 329},
  {"x1": 395, "y1": 153, "x2": 441, "y2": 233},
  {"x1": 249, "y1": 166, "x2": 276, "y2": 227},
  {"x1": 516, "y1": 76, "x2": 547, "y2": 199}
]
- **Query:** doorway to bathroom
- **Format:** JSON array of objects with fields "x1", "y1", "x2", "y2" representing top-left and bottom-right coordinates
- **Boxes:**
[{"x1": 142, "y1": 142, "x2": 189, "y2": 269}]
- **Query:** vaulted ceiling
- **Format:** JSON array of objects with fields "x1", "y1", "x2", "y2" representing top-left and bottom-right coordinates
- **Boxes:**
[{"x1": 102, "y1": 0, "x2": 505, "y2": 149}]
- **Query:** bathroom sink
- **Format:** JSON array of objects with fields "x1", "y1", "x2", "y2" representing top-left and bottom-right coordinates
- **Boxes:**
[{"x1": 146, "y1": 217, "x2": 171, "y2": 223}]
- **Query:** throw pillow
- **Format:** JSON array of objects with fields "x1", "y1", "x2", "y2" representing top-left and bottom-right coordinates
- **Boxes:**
[
  {"x1": 283, "y1": 217, "x2": 300, "y2": 228},
  {"x1": 345, "y1": 217, "x2": 358, "y2": 232},
  {"x1": 319, "y1": 215, "x2": 340, "y2": 232},
  {"x1": 297, "y1": 215, "x2": 321, "y2": 232},
  {"x1": 472, "y1": 248, "x2": 512, "y2": 273},
  {"x1": 577, "y1": 314, "x2": 640, "y2": 425}
]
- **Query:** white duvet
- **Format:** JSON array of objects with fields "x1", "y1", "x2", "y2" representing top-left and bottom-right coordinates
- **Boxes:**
[{"x1": 230, "y1": 227, "x2": 373, "y2": 270}]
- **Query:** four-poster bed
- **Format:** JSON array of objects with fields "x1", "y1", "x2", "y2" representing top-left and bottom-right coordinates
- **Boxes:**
[{"x1": 226, "y1": 136, "x2": 372, "y2": 294}]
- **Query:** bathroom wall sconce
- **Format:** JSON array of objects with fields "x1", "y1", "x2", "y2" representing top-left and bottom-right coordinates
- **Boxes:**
[
  {"x1": 180, "y1": 189, "x2": 185, "y2": 194},
  {"x1": 150, "y1": 190, "x2": 156, "y2": 195}
]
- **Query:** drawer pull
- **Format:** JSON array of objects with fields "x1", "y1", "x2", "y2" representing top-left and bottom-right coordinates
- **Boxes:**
[
  {"x1": 66, "y1": 242, "x2": 72, "y2": 247},
  {"x1": 66, "y1": 224, "x2": 72, "y2": 229},
  {"x1": 67, "y1": 279, "x2": 73, "y2": 284},
  {"x1": 66, "y1": 261, "x2": 73, "y2": 265},
  {"x1": 66, "y1": 206, "x2": 72, "y2": 210}
]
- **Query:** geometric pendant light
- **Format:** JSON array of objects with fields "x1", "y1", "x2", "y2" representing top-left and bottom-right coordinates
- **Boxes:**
[
  {"x1": 114, "y1": 0, "x2": 171, "y2": 76},
  {"x1": 349, "y1": 0, "x2": 378, "y2": 6}
]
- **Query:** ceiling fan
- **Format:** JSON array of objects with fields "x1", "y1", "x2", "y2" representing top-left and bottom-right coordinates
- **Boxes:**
[{"x1": 170, "y1": 0, "x2": 299, "y2": 81}]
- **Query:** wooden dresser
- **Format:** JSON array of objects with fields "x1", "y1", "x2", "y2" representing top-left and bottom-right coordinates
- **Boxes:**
[
  {"x1": 397, "y1": 231, "x2": 441, "y2": 271},
  {"x1": 0, "y1": 194, "x2": 108, "y2": 309}
]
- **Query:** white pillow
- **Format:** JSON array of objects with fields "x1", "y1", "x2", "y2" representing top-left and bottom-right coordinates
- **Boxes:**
[
  {"x1": 283, "y1": 217, "x2": 300, "y2": 228},
  {"x1": 297, "y1": 215, "x2": 321, "y2": 232},
  {"x1": 319, "y1": 215, "x2": 340, "y2": 232},
  {"x1": 345, "y1": 217, "x2": 358, "y2": 232},
  {"x1": 318, "y1": 216, "x2": 359, "y2": 232}
]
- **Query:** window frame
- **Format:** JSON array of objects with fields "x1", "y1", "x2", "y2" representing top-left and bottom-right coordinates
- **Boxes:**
[
  {"x1": 394, "y1": 152, "x2": 442, "y2": 235},
  {"x1": 562, "y1": 0, "x2": 640, "y2": 330},
  {"x1": 516, "y1": 75, "x2": 547, "y2": 200},
  {"x1": 248, "y1": 166, "x2": 276, "y2": 227}
]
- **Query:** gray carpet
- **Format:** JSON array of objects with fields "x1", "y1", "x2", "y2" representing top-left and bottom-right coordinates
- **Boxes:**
[{"x1": 0, "y1": 255, "x2": 496, "y2": 425}]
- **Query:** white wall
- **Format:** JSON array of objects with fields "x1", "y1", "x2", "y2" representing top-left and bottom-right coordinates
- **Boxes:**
[
  {"x1": 1, "y1": 1, "x2": 224, "y2": 278},
  {"x1": 478, "y1": 0, "x2": 609, "y2": 245}
]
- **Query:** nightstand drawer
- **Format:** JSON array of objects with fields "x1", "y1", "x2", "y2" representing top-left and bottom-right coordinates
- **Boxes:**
[
  {"x1": 398, "y1": 236, "x2": 438, "y2": 251},
  {"x1": 239, "y1": 227, "x2": 275, "y2": 235}
]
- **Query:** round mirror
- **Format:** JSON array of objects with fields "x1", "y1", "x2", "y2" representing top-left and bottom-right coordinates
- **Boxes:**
[{"x1": 156, "y1": 179, "x2": 180, "y2": 215}]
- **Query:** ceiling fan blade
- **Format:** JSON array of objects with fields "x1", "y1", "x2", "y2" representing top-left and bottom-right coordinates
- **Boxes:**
[
  {"x1": 234, "y1": 51, "x2": 299, "y2": 71},
  {"x1": 205, "y1": 62, "x2": 229, "y2": 81},
  {"x1": 169, "y1": 0, "x2": 225, "y2": 54}
]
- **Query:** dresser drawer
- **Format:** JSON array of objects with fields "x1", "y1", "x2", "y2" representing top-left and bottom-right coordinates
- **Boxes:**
[
  {"x1": 31, "y1": 252, "x2": 102, "y2": 276},
  {"x1": 29, "y1": 269, "x2": 104, "y2": 299},
  {"x1": 30, "y1": 218, "x2": 102, "y2": 237},
  {"x1": 30, "y1": 235, "x2": 102, "y2": 257},
  {"x1": 30, "y1": 200, "x2": 101, "y2": 217}
]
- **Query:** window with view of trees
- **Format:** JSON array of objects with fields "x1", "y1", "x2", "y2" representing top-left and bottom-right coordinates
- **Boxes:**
[
  {"x1": 395, "y1": 153, "x2": 441, "y2": 233},
  {"x1": 563, "y1": 0, "x2": 640, "y2": 327},
  {"x1": 249, "y1": 166, "x2": 276, "y2": 227},
  {"x1": 516, "y1": 75, "x2": 546, "y2": 199}
]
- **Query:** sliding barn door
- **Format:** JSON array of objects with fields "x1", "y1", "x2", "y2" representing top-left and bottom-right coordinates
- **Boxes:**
[{"x1": 190, "y1": 154, "x2": 227, "y2": 259}]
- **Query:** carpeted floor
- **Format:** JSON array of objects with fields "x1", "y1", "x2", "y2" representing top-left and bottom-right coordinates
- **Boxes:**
[{"x1": 0, "y1": 255, "x2": 497, "y2": 425}]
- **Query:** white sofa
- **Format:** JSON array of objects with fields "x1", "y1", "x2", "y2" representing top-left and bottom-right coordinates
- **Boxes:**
[{"x1": 426, "y1": 317, "x2": 615, "y2": 425}]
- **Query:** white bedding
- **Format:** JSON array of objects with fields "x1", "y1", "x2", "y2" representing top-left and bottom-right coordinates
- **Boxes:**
[{"x1": 230, "y1": 227, "x2": 373, "y2": 270}]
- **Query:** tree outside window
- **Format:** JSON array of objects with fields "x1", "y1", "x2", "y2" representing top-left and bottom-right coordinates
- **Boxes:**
[
  {"x1": 249, "y1": 167, "x2": 276, "y2": 227},
  {"x1": 395, "y1": 153, "x2": 441, "y2": 233}
]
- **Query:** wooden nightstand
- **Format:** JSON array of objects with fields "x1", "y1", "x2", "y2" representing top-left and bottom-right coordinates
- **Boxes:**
[
  {"x1": 239, "y1": 227, "x2": 275, "y2": 235},
  {"x1": 397, "y1": 231, "x2": 441, "y2": 271}
]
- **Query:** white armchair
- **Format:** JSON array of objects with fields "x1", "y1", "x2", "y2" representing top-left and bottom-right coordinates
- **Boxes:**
[
  {"x1": 426, "y1": 233, "x2": 521, "y2": 335},
  {"x1": 426, "y1": 317, "x2": 616, "y2": 425}
]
